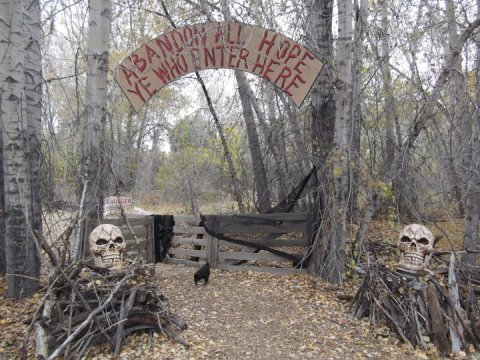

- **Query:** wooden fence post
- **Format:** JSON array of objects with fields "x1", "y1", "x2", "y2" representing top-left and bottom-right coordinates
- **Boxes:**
[
  {"x1": 206, "y1": 216, "x2": 218, "y2": 268},
  {"x1": 146, "y1": 216, "x2": 154, "y2": 263}
]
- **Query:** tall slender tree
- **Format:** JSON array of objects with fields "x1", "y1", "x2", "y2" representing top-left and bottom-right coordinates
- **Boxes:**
[
  {"x1": 0, "y1": 0, "x2": 42, "y2": 298},
  {"x1": 79, "y1": 0, "x2": 112, "y2": 222},
  {"x1": 348, "y1": 0, "x2": 368, "y2": 223},
  {"x1": 326, "y1": 0, "x2": 353, "y2": 282},
  {"x1": 217, "y1": 0, "x2": 272, "y2": 212},
  {"x1": 445, "y1": 0, "x2": 468, "y2": 217},
  {"x1": 462, "y1": 0, "x2": 480, "y2": 266},
  {"x1": 0, "y1": 127, "x2": 4, "y2": 274},
  {"x1": 306, "y1": 0, "x2": 337, "y2": 279},
  {"x1": 235, "y1": 71, "x2": 272, "y2": 212},
  {"x1": 25, "y1": 0, "x2": 43, "y2": 245}
]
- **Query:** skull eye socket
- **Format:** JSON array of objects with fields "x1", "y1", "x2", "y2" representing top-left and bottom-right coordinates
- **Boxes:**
[
  {"x1": 400, "y1": 236, "x2": 412, "y2": 243},
  {"x1": 96, "y1": 238, "x2": 108, "y2": 246},
  {"x1": 114, "y1": 237, "x2": 124, "y2": 244},
  {"x1": 418, "y1": 238, "x2": 429, "y2": 245}
]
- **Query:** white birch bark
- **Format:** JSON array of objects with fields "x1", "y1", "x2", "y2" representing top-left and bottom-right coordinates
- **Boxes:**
[
  {"x1": 24, "y1": 0, "x2": 43, "y2": 238},
  {"x1": 327, "y1": 0, "x2": 353, "y2": 282},
  {"x1": 0, "y1": 0, "x2": 40, "y2": 298},
  {"x1": 80, "y1": 0, "x2": 112, "y2": 219}
]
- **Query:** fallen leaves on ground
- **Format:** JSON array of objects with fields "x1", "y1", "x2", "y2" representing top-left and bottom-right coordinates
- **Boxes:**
[
  {"x1": 0, "y1": 264, "x2": 471, "y2": 359},
  {"x1": 0, "y1": 217, "x2": 476, "y2": 360}
]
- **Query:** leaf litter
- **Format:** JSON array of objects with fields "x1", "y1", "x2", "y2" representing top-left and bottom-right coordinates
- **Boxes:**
[{"x1": 0, "y1": 218, "x2": 478, "y2": 359}]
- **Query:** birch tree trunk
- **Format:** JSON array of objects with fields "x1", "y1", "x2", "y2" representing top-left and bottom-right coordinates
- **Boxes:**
[
  {"x1": 24, "y1": 0, "x2": 43, "y2": 238},
  {"x1": 326, "y1": 0, "x2": 353, "y2": 282},
  {"x1": 80, "y1": 0, "x2": 112, "y2": 221},
  {"x1": 0, "y1": 0, "x2": 41, "y2": 298},
  {"x1": 390, "y1": 17, "x2": 480, "y2": 184}
]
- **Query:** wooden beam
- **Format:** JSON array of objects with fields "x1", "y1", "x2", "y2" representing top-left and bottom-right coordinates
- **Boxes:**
[
  {"x1": 216, "y1": 222, "x2": 305, "y2": 233},
  {"x1": 427, "y1": 282, "x2": 451, "y2": 355},
  {"x1": 171, "y1": 237, "x2": 206, "y2": 246},
  {"x1": 217, "y1": 251, "x2": 302, "y2": 262},
  {"x1": 173, "y1": 225, "x2": 206, "y2": 235},
  {"x1": 217, "y1": 237, "x2": 307, "y2": 248},
  {"x1": 163, "y1": 257, "x2": 205, "y2": 267},
  {"x1": 217, "y1": 263, "x2": 306, "y2": 275},
  {"x1": 173, "y1": 215, "x2": 201, "y2": 223},
  {"x1": 167, "y1": 248, "x2": 207, "y2": 258}
]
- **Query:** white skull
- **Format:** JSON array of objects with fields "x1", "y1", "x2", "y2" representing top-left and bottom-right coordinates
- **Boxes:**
[
  {"x1": 89, "y1": 224, "x2": 126, "y2": 270},
  {"x1": 397, "y1": 224, "x2": 434, "y2": 273}
]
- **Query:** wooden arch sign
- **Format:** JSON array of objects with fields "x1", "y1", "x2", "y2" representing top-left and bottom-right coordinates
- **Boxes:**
[{"x1": 115, "y1": 22, "x2": 323, "y2": 112}]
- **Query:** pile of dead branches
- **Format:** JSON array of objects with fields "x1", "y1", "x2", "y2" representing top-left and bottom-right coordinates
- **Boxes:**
[
  {"x1": 352, "y1": 254, "x2": 480, "y2": 355},
  {"x1": 25, "y1": 262, "x2": 187, "y2": 359}
]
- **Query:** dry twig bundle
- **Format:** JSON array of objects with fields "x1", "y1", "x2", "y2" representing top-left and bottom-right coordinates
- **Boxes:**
[
  {"x1": 23, "y1": 227, "x2": 187, "y2": 359},
  {"x1": 352, "y1": 255, "x2": 480, "y2": 355},
  {"x1": 27, "y1": 263, "x2": 187, "y2": 359}
]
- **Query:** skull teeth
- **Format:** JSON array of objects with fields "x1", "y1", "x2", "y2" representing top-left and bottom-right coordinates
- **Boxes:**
[
  {"x1": 101, "y1": 254, "x2": 121, "y2": 265},
  {"x1": 402, "y1": 253, "x2": 425, "y2": 266}
]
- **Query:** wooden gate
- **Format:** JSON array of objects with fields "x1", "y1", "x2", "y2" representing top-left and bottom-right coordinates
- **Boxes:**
[
  {"x1": 81, "y1": 213, "x2": 308, "y2": 274},
  {"x1": 164, "y1": 213, "x2": 308, "y2": 274}
]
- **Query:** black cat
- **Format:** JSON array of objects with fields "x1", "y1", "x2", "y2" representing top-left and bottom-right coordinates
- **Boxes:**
[{"x1": 194, "y1": 262, "x2": 210, "y2": 285}]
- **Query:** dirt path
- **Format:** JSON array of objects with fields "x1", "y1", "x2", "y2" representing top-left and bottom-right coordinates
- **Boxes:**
[
  {"x1": 1, "y1": 263, "x2": 472, "y2": 359},
  {"x1": 110, "y1": 263, "x2": 444, "y2": 360}
]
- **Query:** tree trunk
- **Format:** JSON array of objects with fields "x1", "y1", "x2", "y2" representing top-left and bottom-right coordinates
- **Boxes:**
[
  {"x1": 461, "y1": 0, "x2": 480, "y2": 266},
  {"x1": 80, "y1": 0, "x2": 112, "y2": 220},
  {"x1": 235, "y1": 71, "x2": 272, "y2": 213},
  {"x1": 0, "y1": 0, "x2": 40, "y2": 298},
  {"x1": 384, "y1": 16, "x2": 480, "y2": 245},
  {"x1": 25, "y1": 0, "x2": 43, "y2": 238},
  {"x1": 277, "y1": 90, "x2": 309, "y2": 176},
  {"x1": 247, "y1": 82, "x2": 287, "y2": 201},
  {"x1": 445, "y1": 0, "x2": 467, "y2": 217},
  {"x1": 159, "y1": 1, "x2": 247, "y2": 214},
  {"x1": 325, "y1": 0, "x2": 353, "y2": 282},
  {"x1": 218, "y1": 0, "x2": 271, "y2": 212},
  {"x1": 0, "y1": 126, "x2": 4, "y2": 274},
  {"x1": 377, "y1": 0, "x2": 410, "y2": 220},
  {"x1": 390, "y1": 17, "x2": 480, "y2": 182},
  {"x1": 195, "y1": 72, "x2": 247, "y2": 214},
  {"x1": 349, "y1": 0, "x2": 368, "y2": 223},
  {"x1": 306, "y1": 0, "x2": 336, "y2": 278}
]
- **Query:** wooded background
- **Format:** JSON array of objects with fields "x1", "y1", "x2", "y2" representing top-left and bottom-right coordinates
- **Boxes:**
[{"x1": 1, "y1": 0, "x2": 480, "y2": 297}]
